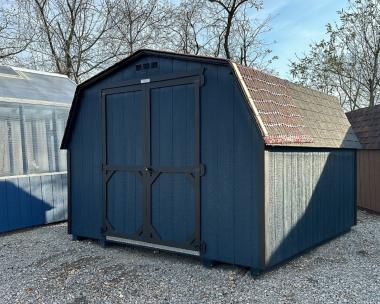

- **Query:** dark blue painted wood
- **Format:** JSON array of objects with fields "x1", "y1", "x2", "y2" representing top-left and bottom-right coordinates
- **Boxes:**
[
  {"x1": 70, "y1": 85, "x2": 103, "y2": 239},
  {"x1": 0, "y1": 181, "x2": 8, "y2": 231},
  {"x1": 5, "y1": 178, "x2": 21, "y2": 231},
  {"x1": 151, "y1": 83, "x2": 196, "y2": 244},
  {"x1": 108, "y1": 172, "x2": 143, "y2": 235},
  {"x1": 0, "y1": 173, "x2": 67, "y2": 233},
  {"x1": 65, "y1": 54, "x2": 351, "y2": 271},
  {"x1": 67, "y1": 54, "x2": 264, "y2": 268},
  {"x1": 200, "y1": 65, "x2": 264, "y2": 268},
  {"x1": 106, "y1": 90, "x2": 144, "y2": 236},
  {"x1": 232, "y1": 78, "x2": 263, "y2": 267},
  {"x1": 152, "y1": 174, "x2": 195, "y2": 243},
  {"x1": 106, "y1": 91, "x2": 144, "y2": 165},
  {"x1": 151, "y1": 84, "x2": 195, "y2": 167}
]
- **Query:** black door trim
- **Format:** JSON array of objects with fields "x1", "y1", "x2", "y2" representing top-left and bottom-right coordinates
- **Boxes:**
[
  {"x1": 101, "y1": 70, "x2": 204, "y2": 253},
  {"x1": 101, "y1": 69, "x2": 204, "y2": 91}
]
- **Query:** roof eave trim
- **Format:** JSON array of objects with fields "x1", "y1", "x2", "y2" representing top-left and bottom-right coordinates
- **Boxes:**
[{"x1": 230, "y1": 61, "x2": 268, "y2": 137}]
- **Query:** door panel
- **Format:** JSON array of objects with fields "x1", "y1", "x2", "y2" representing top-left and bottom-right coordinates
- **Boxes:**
[
  {"x1": 152, "y1": 173, "x2": 195, "y2": 243},
  {"x1": 107, "y1": 171, "x2": 143, "y2": 235},
  {"x1": 150, "y1": 83, "x2": 197, "y2": 248},
  {"x1": 103, "y1": 76, "x2": 201, "y2": 253},
  {"x1": 151, "y1": 84, "x2": 195, "y2": 167},
  {"x1": 106, "y1": 91, "x2": 144, "y2": 166},
  {"x1": 105, "y1": 89, "x2": 144, "y2": 236}
]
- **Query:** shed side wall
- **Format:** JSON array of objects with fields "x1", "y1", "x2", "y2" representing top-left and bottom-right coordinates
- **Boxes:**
[
  {"x1": 201, "y1": 65, "x2": 264, "y2": 268},
  {"x1": 264, "y1": 148, "x2": 356, "y2": 268},
  {"x1": 69, "y1": 86, "x2": 103, "y2": 239},
  {"x1": 0, "y1": 173, "x2": 67, "y2": 233},
  {"x1": 357, "y1": 150, "x2": 380, "y2": 213},
  {"x1": 68, "y1": 55, "x2": 264, "y2": 268}
]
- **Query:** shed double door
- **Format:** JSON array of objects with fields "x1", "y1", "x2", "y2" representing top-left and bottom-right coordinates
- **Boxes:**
[{"x1": 102, "y1": 74, "x2": 202, "y2": 255}]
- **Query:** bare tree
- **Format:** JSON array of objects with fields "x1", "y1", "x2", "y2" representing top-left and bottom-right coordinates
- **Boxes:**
[
  {"x1": 15, "y1": 0, "x2": 119, "y2": 83},
  {"x1": 234, "y1": 10, "x2": 276, "y2": 69},
  {"x1": 291, "y1": 0, "x2": 380, "y2": 110},
  {"x1": 167, "y1": 0, "x2": 275, "y2": 67},
  {"x1": 0, "y1": 4, "x2": 31, "y2": 61},
  {"x1": 208, "y1": 0, "x2": 262, "y2": 59},
  {"x1": 111, "y1": 0, "x2": 172, "y2": 55},
  {"x1": 1, "y1": 0, "x2": 277, "y2": 81},
  {"x1": 167, "y1": 0, "x2": 211, "y2": 55}
]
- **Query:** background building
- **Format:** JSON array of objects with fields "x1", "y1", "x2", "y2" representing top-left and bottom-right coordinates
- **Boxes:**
[
  {"x1": 347, "y1": 105, "x2": 380, "y2": 214},
  {"x1": 0, "y1": 65, "x2": 75, "y2": 233}
]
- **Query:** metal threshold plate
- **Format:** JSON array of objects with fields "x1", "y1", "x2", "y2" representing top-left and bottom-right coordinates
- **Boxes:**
[{"x1": 106, "y1": 236, "x2": 200, "y2": 256}]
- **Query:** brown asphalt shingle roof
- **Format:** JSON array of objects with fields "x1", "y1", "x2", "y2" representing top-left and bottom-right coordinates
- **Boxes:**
[
  {"x1": 346, "y1": 104, "x2": 380, "y2": 149},
  {"x1": 233, "y1": 63, "x2": 361, "y2": 149}
]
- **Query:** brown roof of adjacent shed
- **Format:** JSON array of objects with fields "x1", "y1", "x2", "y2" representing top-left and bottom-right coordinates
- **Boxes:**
[
  {"x1": 346, "y1": 104, "x2": 380, "y2": 149},
  {"x1": 61, "y1": 49, "x2": 361, "y2": 149}
]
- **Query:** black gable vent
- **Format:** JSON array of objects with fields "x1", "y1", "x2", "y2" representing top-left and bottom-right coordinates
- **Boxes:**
[{"x1": 136, "y1": 62, "x2": 159, "y2": 71}]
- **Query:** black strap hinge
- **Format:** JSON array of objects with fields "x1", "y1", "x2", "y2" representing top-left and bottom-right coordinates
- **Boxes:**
[
  {"x1": 199, "y1": 164, "x2": 205, "y2": 176},
  {"x1": 100, "y1": 225, "x2": 107, "y2": 234},
  {"x1": 199, "y1": 242, "x2": 207, "y2": 253}
]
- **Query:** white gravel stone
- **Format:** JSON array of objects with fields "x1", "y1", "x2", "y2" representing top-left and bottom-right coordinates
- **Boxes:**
[{"x1": 0, "y1": 210, "x2": 379, "y2": 304}]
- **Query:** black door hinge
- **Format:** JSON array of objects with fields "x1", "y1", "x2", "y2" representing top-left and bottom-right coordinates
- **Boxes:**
[
  {"x1": 100, "y1": 225, "x2": 107, "y2": 234},
  {"x1": 199, "y1": 242, "x2": 207, "y2": 253},
  {"x1": 199, "y1": 164, "x2": 206, "y2": 176}
]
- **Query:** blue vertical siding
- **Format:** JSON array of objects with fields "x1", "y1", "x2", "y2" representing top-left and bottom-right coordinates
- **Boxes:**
[
  {"x1": 105, "y1": 90, "x2": 145, "y2": 236},
  {"x1": 201, "y1": 65, "x2": 264, "y2": 268},
  {"x1": 0, "y1": 173, "x2": 67, "y2": 233},
  {"x1": 70, "y1": 87, "x2": 103, "y2": 239},
  {"x1": 152, "y1": 174, "x2": 195, "y2": 243},
  {"x1": 151, "y1": 83, "x2": 196, "y2": 244},
  {"x1": 151, "y1": 84, "x2": 195, "y2": 167},
  {"x1": 264, "y1": 148, "x2": 356, "y2": 267},
  {"x1": 68, "y1": 55, "x2": 264, "y2": 268},
  {"x1": 108, "y1": 172, "x2": 143, "y2": 236},
  {"x1": 106, "y1": 91, "x2": 144, "y2": 166}
]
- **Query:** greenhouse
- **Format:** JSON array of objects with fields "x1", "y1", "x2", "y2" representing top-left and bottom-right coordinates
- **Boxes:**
[{"x1": 0, "y1": 65, "x2": 75, "y2": 233}]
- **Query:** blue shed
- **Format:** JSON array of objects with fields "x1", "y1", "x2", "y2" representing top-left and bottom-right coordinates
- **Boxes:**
[
  {"x1": 61, "y1": 50, "x2": 361, "y2": 274},
  {"x1": 0, "y1": 66, "x2": 75, "y2": 233}
]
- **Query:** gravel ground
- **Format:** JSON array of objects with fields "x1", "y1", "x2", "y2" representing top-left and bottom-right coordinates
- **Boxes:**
[{"x1": 0, "y1": 210, "x2": 379, "y2": 304}]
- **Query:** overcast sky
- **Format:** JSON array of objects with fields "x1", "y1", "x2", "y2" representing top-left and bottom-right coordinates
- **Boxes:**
[{"x1": 255, "y1": 0, "x2": 346, "y2": 79}]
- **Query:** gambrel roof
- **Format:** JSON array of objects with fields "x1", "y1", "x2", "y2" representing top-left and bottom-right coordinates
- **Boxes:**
[
  {"x1": 61, "y1": 49, "x2": 361, "y2": 149},
  {"x1": 233, "y1": 64, "x2": 360, "y2": 148},
  {"x1": 346, "y1": 104, "x2": 380, "y2": 149}
]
